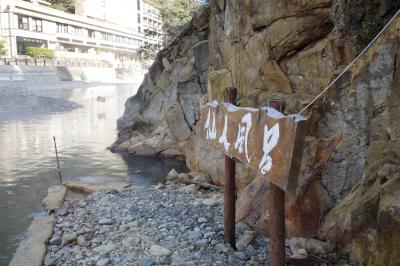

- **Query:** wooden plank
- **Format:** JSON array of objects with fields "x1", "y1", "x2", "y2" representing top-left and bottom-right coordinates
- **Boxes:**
[
  {"x1": 199, "y1": 101, "x2": 307, "y2": 194},
  {"x1": 223, "y1": 87, "x2": 237, "y2": 248}
]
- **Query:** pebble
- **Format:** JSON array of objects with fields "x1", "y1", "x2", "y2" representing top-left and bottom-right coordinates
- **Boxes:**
[
  {"x1": 94, "y1": 243, "x2": 117, "y2": 256},
  {"x1": 177, "y1": 173, "x2": 191, "y2": 181},
  {"x1": 233, "y1": 251, "x2": 247, "y2": 260},
  {"x1": 188, "y1": 231, "x2": 203, "y2": 239},
  {"x1": 289, "y1": 237, "x2": 307, "y2": 254},
  {"x1": 215, "y1": 243, "x2": 233, "y2": 253},
  {"x1": 49, "y1": 236, "x2": 62, "y2": 245},
  {"x1": 149, "y1": 245, "x2": 172, "y2": 256},
  {"x1": 306, "y1": 238, "x2": 333, "y2": 254},
  {"x1": 98, "y1": 218, "x2": 114, "y2": 225},
  {"x1": 198, "y1": 217, "x2": 207, "y2": 223},
  {"x1": 236, "y1": 233, "x2": 255, "y2": 251},
  {"x1": 179, "y1": 184, "x2": 197, "y2": 193},
  {"x1": 194, "y1": 239, "x2": 208, "y2": 246},
  {"x1": 138, "y1": 255, "x2": 156, "y2": 266},
  {"x1": 202, "y1": 198, "x2": 220, "y2": 207},
  {"x1": 44, "y1": 185, "x2": 269, "y2": 265},
  {"x1": 77, "y1": 235, "x2": 86, "y2": 246},
  {"x1": 92, "y1": 236, "x2": 104, "y2": 243},
  {"x1": 204, "y1": 232, "x2": 215, "y2": 238},
  {"x1": 96, "y1": 258, "x2": 110, "y2": 266},
  {"x1": 62, "y1": 233, "x2": 77, "y2": 245},
  {"x1": 78, "y1": 201, "x2": 87, "y2": 208}
]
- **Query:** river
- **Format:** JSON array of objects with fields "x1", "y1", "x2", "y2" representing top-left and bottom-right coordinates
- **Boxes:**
[{"x1": 0, "y1": 80, "x2": 186, "y2": 265}]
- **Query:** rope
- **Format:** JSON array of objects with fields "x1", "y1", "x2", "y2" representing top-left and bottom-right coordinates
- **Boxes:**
[{"x1": 297, "y1": 8, "x2": 400, "y2": 115}]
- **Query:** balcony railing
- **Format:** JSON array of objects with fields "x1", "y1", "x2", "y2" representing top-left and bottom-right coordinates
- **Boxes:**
[
  {"x1": 0, "y1": 58, "x2": 113, "y2": 68},
  {"x1": 18, "y1": 23, "x2": 29, "y2": 30}
]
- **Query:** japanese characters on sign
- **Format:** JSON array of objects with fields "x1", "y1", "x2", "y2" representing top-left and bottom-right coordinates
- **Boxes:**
[{"x1": 200, "y1": 101, "x2": 307, "y2": 194}]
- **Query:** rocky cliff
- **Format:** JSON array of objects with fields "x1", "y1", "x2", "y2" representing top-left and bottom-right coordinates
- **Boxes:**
[{"x1": 113, "y1": 1, "x2": 400, "y2": 265}]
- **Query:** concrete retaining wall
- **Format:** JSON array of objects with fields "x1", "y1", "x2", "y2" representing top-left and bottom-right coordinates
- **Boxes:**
[
  {"x1": 0, "y1": 65, "x2": 117, "y2": 82},
  {"x1": 60, "y1": 67, "x2": 117, "y2": 82},
  {"x1": 0, "y1": 65, "x2": 59, "y2": 81}
]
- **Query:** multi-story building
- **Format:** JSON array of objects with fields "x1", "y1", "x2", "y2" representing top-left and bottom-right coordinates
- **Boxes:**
[
  {"x1": 75, "y1": 0, "x2": 163, "y2": 47},
  {"x1": 0, "y1": 0, "x2": 163, "y2": 67},
  {"x1": 142, "y1": 0, "x2": 163, "y2": 47}
]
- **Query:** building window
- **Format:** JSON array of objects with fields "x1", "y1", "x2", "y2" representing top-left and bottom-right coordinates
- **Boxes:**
[
  {"x1": 16, "y1": 36, "x2": 47, "y2": 55},
  {"x1": 138, "y1": 26, "x2": 141, "y2": 33},
  {"x1": 137, "y1": 0, "x2": 140, "y2": 10},
  {"x1": 88, "y1": 30, "x2": 95, "y2": 38},
  {"x1": 32, "y1": 18, "x2": 42, "y2": 32},
  {"x1": 137, "y1": 14, "x2": 141, "y2": 24},
  {"x1": 56, "y1": 23, "x2": 62, "y2": 33},
  {"x1": 18, "y1": 15, "x2": 29, "y2": 30},
  {"x1": 71, "y1": 26, "x2": 81, "y2": 36},
  {"x1": 101, "y1": 1, "x2": 105, "y2": 7},
  {"x1": 57, "y1": 23, "x2": 69, "y2": 34}
]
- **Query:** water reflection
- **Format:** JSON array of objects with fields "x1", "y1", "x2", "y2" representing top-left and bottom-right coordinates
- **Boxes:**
[{"x1": 0, "y1": 82, "x2": 186, "y2": 265}]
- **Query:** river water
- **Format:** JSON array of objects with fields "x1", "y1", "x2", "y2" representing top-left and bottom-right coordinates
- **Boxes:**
[{"x1": 0, "y1": 80, "x2": 186, "y2": 265}]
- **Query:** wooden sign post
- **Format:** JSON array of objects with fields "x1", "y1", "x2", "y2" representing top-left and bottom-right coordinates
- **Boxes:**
[
  {"x1": 199, "y1": 88, "x2": 307, "y2": 266},
  {"x1": 223, "y1": 87, "x2": 237, "y2": 248},
  {"x1": 267, "y1": 99, "x2": 286, "y2": 266}
]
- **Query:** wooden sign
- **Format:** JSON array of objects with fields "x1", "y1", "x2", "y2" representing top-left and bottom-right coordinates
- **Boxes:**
[{"x1": 199, "y1": 100, "x2": 307, "y2": 194}]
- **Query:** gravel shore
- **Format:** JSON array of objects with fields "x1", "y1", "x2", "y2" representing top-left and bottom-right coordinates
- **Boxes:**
[{"x1": 44, "y1": 182, "x2": 269, "y2": 266}]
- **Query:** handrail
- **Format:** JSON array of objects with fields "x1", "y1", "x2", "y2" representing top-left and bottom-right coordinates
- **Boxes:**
[{"x1": 0, "y1": 58, "x2": 113, "y2": 68}]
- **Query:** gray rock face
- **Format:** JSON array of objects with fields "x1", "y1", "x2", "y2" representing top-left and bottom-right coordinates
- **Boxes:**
[{"x1": 112, "y1": 13, "x2": 208, "y2": 160}]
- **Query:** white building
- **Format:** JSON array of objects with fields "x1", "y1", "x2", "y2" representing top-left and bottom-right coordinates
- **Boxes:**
[{"x1": 0, "y1": 0, "x2": 163, "y2": 67}]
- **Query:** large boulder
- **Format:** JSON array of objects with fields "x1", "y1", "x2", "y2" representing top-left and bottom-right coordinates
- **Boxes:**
[
  {"x1": 113, "y1": 10, "x2": 209, "y2": 160},
  {"x1": 115, "y1": 1, "x2": 400, "y2": 263}
]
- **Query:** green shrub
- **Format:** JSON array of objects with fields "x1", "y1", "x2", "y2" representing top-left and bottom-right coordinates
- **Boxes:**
[
  {"x1": 0, "y1": 38, "x2": 7, "y2": 57},
  {"x1": 26, "y1": 47, "x2": 54, "y2": 59}
]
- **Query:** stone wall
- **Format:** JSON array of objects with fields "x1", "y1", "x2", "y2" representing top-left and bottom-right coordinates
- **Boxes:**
[{"x1": 114, "y1": 1, "x2": 400, "y2": 264}]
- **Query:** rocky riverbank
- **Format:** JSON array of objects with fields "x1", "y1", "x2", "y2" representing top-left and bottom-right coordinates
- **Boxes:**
[{"x1": 42, "y1": 171, "x2": 346, "y2": 266}]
